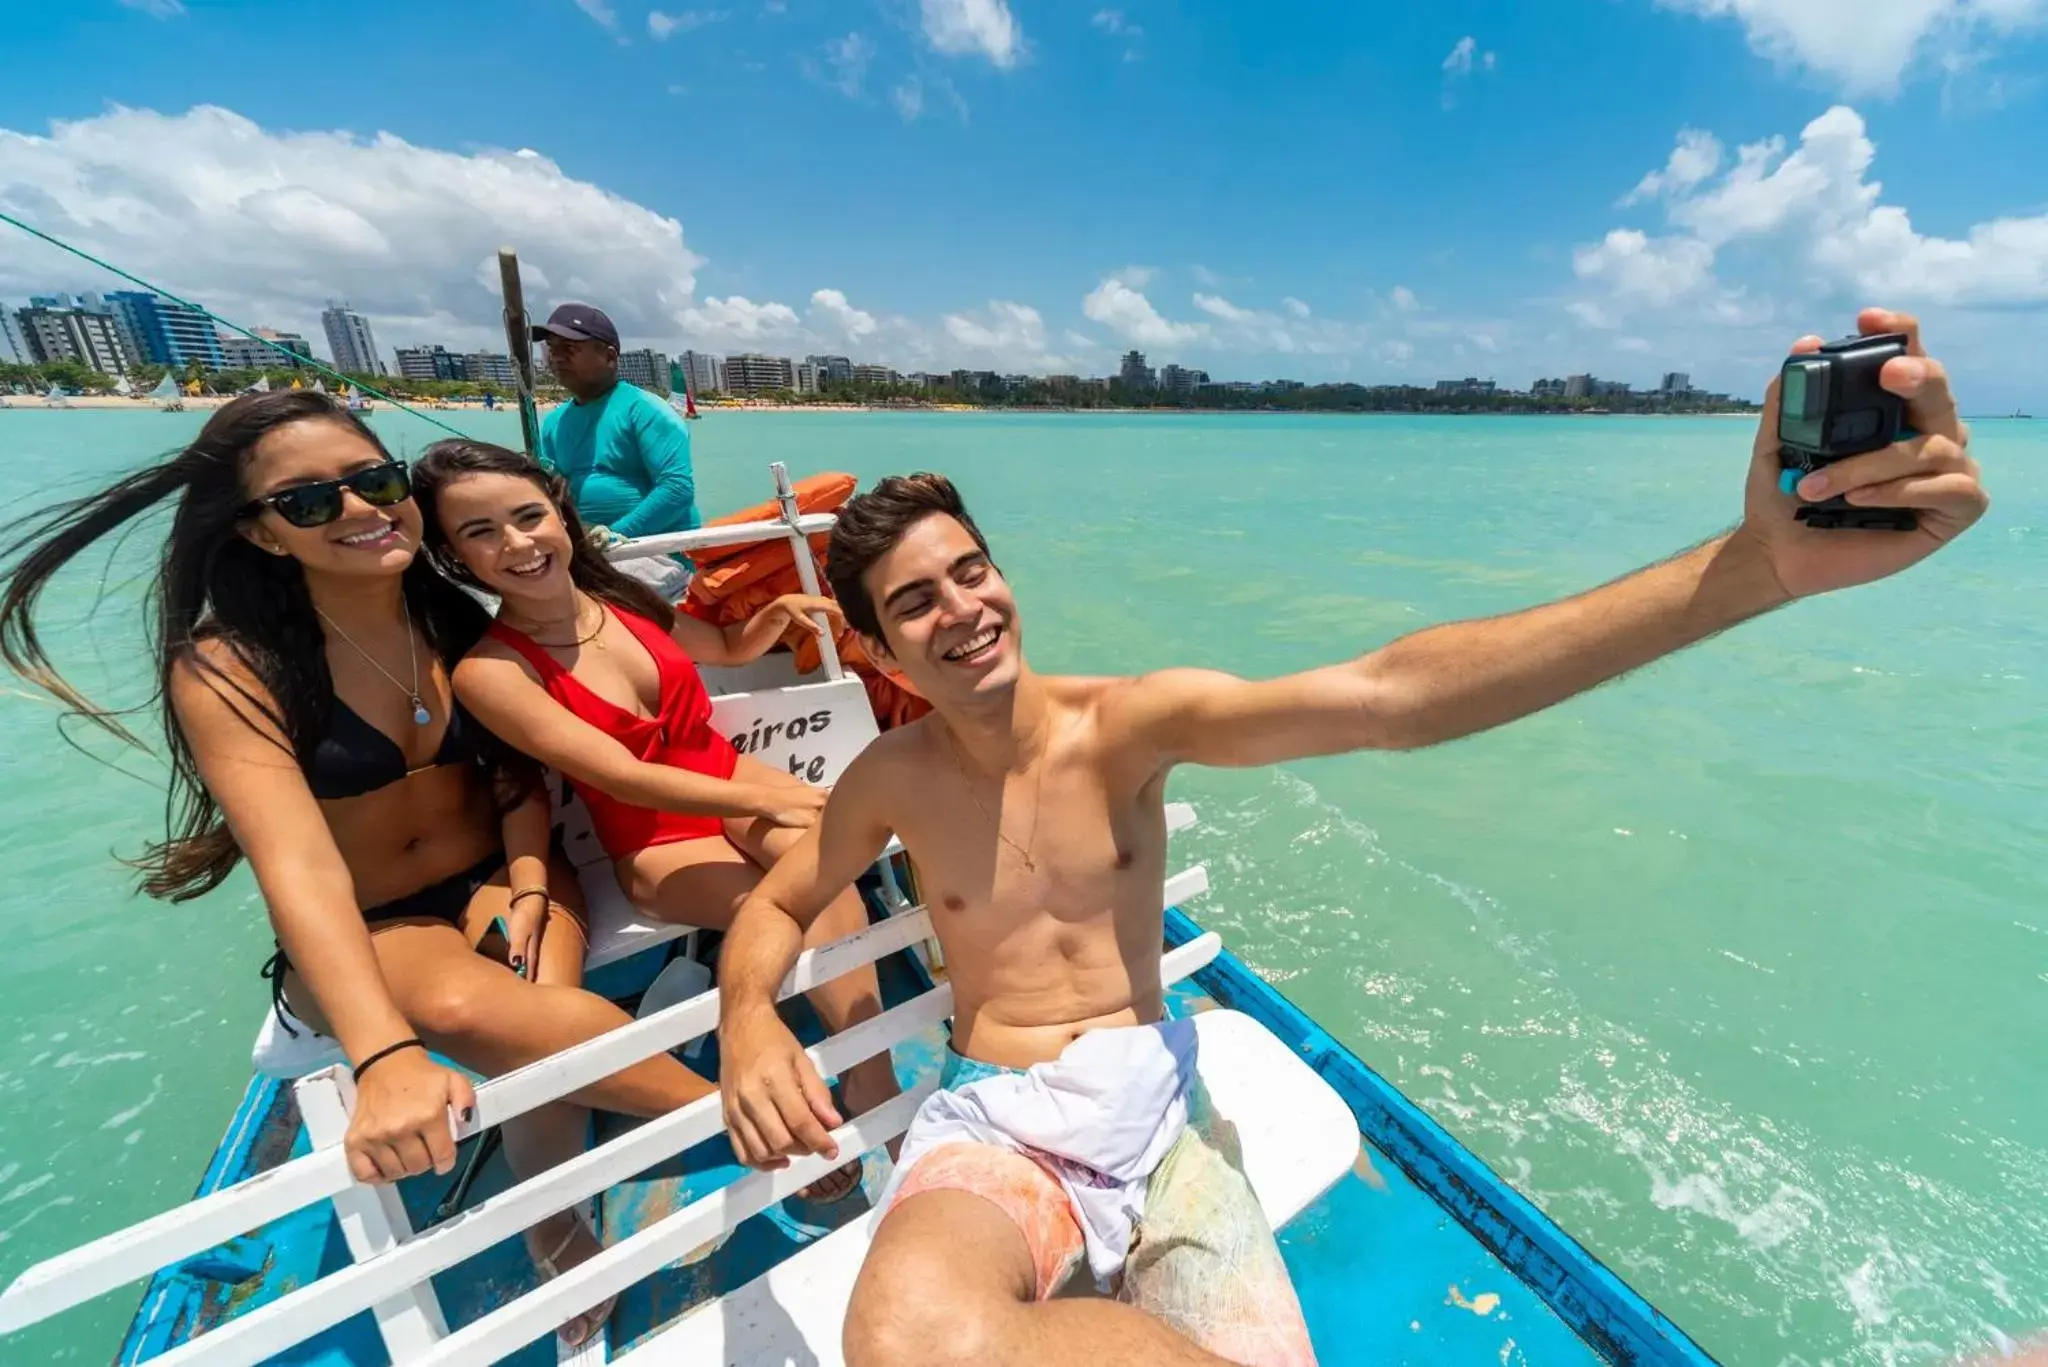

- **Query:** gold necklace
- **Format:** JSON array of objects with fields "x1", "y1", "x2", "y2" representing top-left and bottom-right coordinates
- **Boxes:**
[
  {"x1": 510, "y1": 598, "x2": 607, "y2": 650},
  {"x1": 943, "y1": 725, "x2": 1046, "y2": 872}
]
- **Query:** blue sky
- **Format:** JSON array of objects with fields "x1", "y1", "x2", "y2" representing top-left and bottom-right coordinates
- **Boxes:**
[{"x1": 2, "y1": 0, "x2": 2045, "y2": 407}]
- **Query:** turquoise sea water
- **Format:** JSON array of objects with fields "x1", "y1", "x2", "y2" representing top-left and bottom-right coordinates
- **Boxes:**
[{"x1": 0, "y1": 408, "x2": 2042, "y2": 1365}]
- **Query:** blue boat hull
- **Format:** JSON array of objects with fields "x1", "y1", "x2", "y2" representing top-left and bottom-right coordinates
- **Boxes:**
[{"x1": 117, "y1": 903, "x2": 1718, "y2": 1366}]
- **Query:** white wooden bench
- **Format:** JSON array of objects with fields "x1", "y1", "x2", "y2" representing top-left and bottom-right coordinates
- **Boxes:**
[{"x1": 616, "y1": 1007, "x2": 1359, "y2": 1367}]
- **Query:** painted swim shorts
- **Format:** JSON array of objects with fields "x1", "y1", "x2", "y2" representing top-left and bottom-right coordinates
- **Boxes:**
[{"x1": 886, "y1": 1047, "x2": 1319, "y2": 1366}]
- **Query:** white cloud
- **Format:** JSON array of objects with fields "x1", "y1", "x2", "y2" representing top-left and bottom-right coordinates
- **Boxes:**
[
  {"x1": 0, "y1": 105, "x2": 704, "y2": 359},
  {"x1": 572, "y1": 0, "x2": 618, "y2": 30},
  {"x1": 648, "y1": 9, "x2": 728, "y2": 39},
  {"x1": 922, "y1": 0, "x2": 1024, "y2": 67},
  {"x1": 1567, "y1": 300, "x2": 1619, "y2": 330},
  {"x1": 1607, "y1": 104, "x2": 2048, "y2": 307},
  {"x1": 1440, "y1": 35, "x2": 1497, "y2": 106},
  {"x1": 1622, "y1": 128, "x2": 1723, "y2": 205},
  {"x1": 820, "y1": 32, "x2": 874, "y2": 97},
  {"x1": 892, "y1": 79, "x2": 925, "y2": 121},
  {"x1": 1192, "y1": 292, "x2": 1258, "y2": 324},
  {"x1": 679, "y1": 295, "x2": 803, "y2": 345},
  {"x1": 120, "y1": 0, "x2": 185, "y2": 17},
  {"x1": 1572, "y1": 229, "x2": 1718, "y2": 306},
  {"x1": 1190, "y1": 292, "x2": 1363, "y2": 355},
  {"x1": 1659, "y1": 0, "x2": 2048, "y2": 94},
  {"x1": 941, "y1": 300, "x2": 1084, "y2": 371},
  {"x1": 809, "y1": 288, "x2": 878, "y2": 340},
  {"x1": 1391, "y1": 285, "x2": 1419, "y2": 311},
  {"x1": 1082, "y1": 276, "x2": 1206, "y2": 347}
]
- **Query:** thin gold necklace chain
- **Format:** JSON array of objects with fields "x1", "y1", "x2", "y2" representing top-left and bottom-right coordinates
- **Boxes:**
[
  {"x1": 315, "y1": 597, "x2": 429, "y2": 723},
  {"x1": 943, "y1": 723, "x2": 1047, "y2": 872},
  {"x1": 505, "y1": 596, "x2": 608, "y2": 650}
]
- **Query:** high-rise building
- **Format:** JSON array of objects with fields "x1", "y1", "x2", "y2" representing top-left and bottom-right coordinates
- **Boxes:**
[
  {"x1": 1158, "y1": 364, "x2": 1209, "y2": 396},
  {"x1": 680, "y1": 350, "x2": 724, "y2": 396},
  {"x1": 394, "y1": 345, "x2": 465, "y2": 382},
  {"x1": 723, "y1": 354, "x2": 796, "y2": 394},
  {"x1": 850, "y1": 363, "x2": 899, "y2": 386},
  {"x1": 1660, "y1": 371, "x2": 1692, "y2": 395},
  {"x1": 0, "y1": 306, "x2": 26, "y2": 365},
  {"x1": 106, "y1": 291, "x2": 223, "y2": 372},
  {"x1": 1531, "y1": 378, "x2": 1567, "y2": 399},
  {"x1": 218, "y1": 328, "x2": 314, "y2": 370},
  {"x1": 617, "y1": 348, "x2": 670, "y2": 392},
  {"x1": 321, "y1": 302, "x2": 386, "y2": 376},
  {"x1": 459, "y1": 352, "x2": 516, "y2": 387},
  {"x1": 1119, "y1": 350, "x2": 1154, "y2": 389},
  {"x1": 1563, "y1": 374, "x2": 1594, "y2": 400},
  {"x1": 793, "y1": 360, "x2": 821, "y2": 395},
  {"x1": 14, "y1": 305, "x2": 131, "y2": 374},
  {"x1": 806, "y1": 354, "x2": 854, "y2": 386},
  {"x1": 1591, "y1": 378, "x2": 1632, "y2": 400}
]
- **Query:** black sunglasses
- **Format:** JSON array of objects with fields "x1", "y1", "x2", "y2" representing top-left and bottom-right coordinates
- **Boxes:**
[{"x1": 239, "y1": 461, "x2": 413, "y2": 528}]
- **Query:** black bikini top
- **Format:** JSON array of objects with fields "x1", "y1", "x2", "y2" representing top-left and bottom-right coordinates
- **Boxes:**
[{"x1": 303, "y1": 696, "x2": 483, "y2": 800}]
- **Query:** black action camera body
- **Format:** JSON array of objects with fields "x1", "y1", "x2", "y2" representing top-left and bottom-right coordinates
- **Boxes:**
[{"x1": 1776, "y1": 332, "x2": 1916, "y2": 532}]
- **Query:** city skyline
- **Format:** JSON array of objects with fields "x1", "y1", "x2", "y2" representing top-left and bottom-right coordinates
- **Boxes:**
[
  {"x1": 0, "y1": 4, "x2": 2042, "y2": 407},
  {"x1": 1, "y1": 288, "x2": 1738, "y2": 405}
]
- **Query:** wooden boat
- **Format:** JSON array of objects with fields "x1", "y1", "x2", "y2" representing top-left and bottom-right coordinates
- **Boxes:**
[{"x1": 0, "y1": 466, "x2": 1718, "y2": 1366}]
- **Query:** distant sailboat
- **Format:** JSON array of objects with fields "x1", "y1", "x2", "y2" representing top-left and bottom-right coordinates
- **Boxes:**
[
  {"x1": 243, "y1": 374, "x2": 272, "y2": 395},
  {"x1": 113, "y1": 375, "x2": 135, "y2": 398},
  {"x1": 43, "y1": 382, "x2": 70, "y2": 409},
  {"x1": 671, "y1": 389, "x2": 700, "y2": 421},
  {"x1": 312, "y1": 378, "x2": 327, "y2": 394},
  {"x1": 150, "y1": 374, "x2": 185, "y2": 411}
]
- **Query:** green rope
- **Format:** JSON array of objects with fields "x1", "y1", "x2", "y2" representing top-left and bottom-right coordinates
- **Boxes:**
[{"x1": 0, "y1": 208, "x2": 469, "y2": 439}]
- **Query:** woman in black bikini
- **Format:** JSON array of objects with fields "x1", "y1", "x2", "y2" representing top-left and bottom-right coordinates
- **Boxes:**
[{"x1": 0, "y1": 392, "x2": 713, "y2": 1347}]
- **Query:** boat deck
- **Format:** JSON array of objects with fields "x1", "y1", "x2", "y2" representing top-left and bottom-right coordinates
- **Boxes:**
[{"x1": 118, "y1": 917, "x2": 1605, "y2": 1366}]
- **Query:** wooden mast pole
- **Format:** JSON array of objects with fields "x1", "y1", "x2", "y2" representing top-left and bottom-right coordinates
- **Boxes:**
[{"x1": 497, "y1": 248, "x2": 543, "y2": 460}]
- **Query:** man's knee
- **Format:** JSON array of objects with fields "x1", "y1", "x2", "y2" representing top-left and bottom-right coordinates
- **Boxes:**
[
  {"x1": 845, "y1": 1268, "x2": 1004, "y2": 1367},
  {"x1": 845, "y1": 1192, "x2": 1030, "y2": 1367}
]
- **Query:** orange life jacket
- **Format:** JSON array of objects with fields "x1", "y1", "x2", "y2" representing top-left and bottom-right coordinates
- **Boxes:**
[{"x1": 681, "y1": 474, "x2": 931, "y2": 731}]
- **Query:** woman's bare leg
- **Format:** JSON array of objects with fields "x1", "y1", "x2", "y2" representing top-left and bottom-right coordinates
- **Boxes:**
[
  {"x1": 284, "y1": 859, "x2": 715, "y2": 1117},
  {"x1": 618, "y1": 816, "x2": 895, "y2": 1116}
]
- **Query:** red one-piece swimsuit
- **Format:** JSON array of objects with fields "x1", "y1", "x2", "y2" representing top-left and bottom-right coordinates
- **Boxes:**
[{"x1": 487, "y1": 603, "x2": 741, "y2": 861}]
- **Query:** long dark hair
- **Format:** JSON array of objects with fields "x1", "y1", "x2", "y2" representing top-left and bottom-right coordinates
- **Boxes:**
[
  {"x1": 0, "y1": 391, "x2": 490, "y2": 901},
  {"x1": 411, "y1": 438, "x2": 678, "y2": 629}
]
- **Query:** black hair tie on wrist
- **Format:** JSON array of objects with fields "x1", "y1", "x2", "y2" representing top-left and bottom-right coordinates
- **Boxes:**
[{"x1": 352, "y1": 1037, "x2": 427, "y2": 1083}]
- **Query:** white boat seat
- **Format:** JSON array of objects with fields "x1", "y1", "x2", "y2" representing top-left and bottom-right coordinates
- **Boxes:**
[{"x1": 616, "y1": 1008, "x2": 1358, "y2": 1367}]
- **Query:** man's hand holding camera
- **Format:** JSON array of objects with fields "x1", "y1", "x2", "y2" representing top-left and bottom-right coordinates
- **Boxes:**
[{"x1": 1735, "y1": 307, "x2": 1989, "y2": 603}]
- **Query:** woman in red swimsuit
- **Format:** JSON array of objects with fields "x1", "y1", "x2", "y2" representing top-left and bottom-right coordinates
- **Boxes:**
[{"x1": 413, "y1": 440, "x2": 899, "y2": 1167}]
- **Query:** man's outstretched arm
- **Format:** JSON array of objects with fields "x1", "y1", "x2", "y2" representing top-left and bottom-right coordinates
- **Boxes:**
[
  {"x1": 1123, "y1": 309, "x2": 1987, "y2": 770},
  {"x1": 717, "y1": 748, "x2": 896, "y2": 1168}
]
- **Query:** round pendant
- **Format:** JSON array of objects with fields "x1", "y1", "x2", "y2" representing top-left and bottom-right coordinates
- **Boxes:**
[{"x1": 412, "y1": 699, "x2": 432, "y2": 726}]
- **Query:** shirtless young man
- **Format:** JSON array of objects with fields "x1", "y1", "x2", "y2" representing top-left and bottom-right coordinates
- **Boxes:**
[{"x1": 716, "y1": 311, "x2": 1988, "y2": 1367}]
